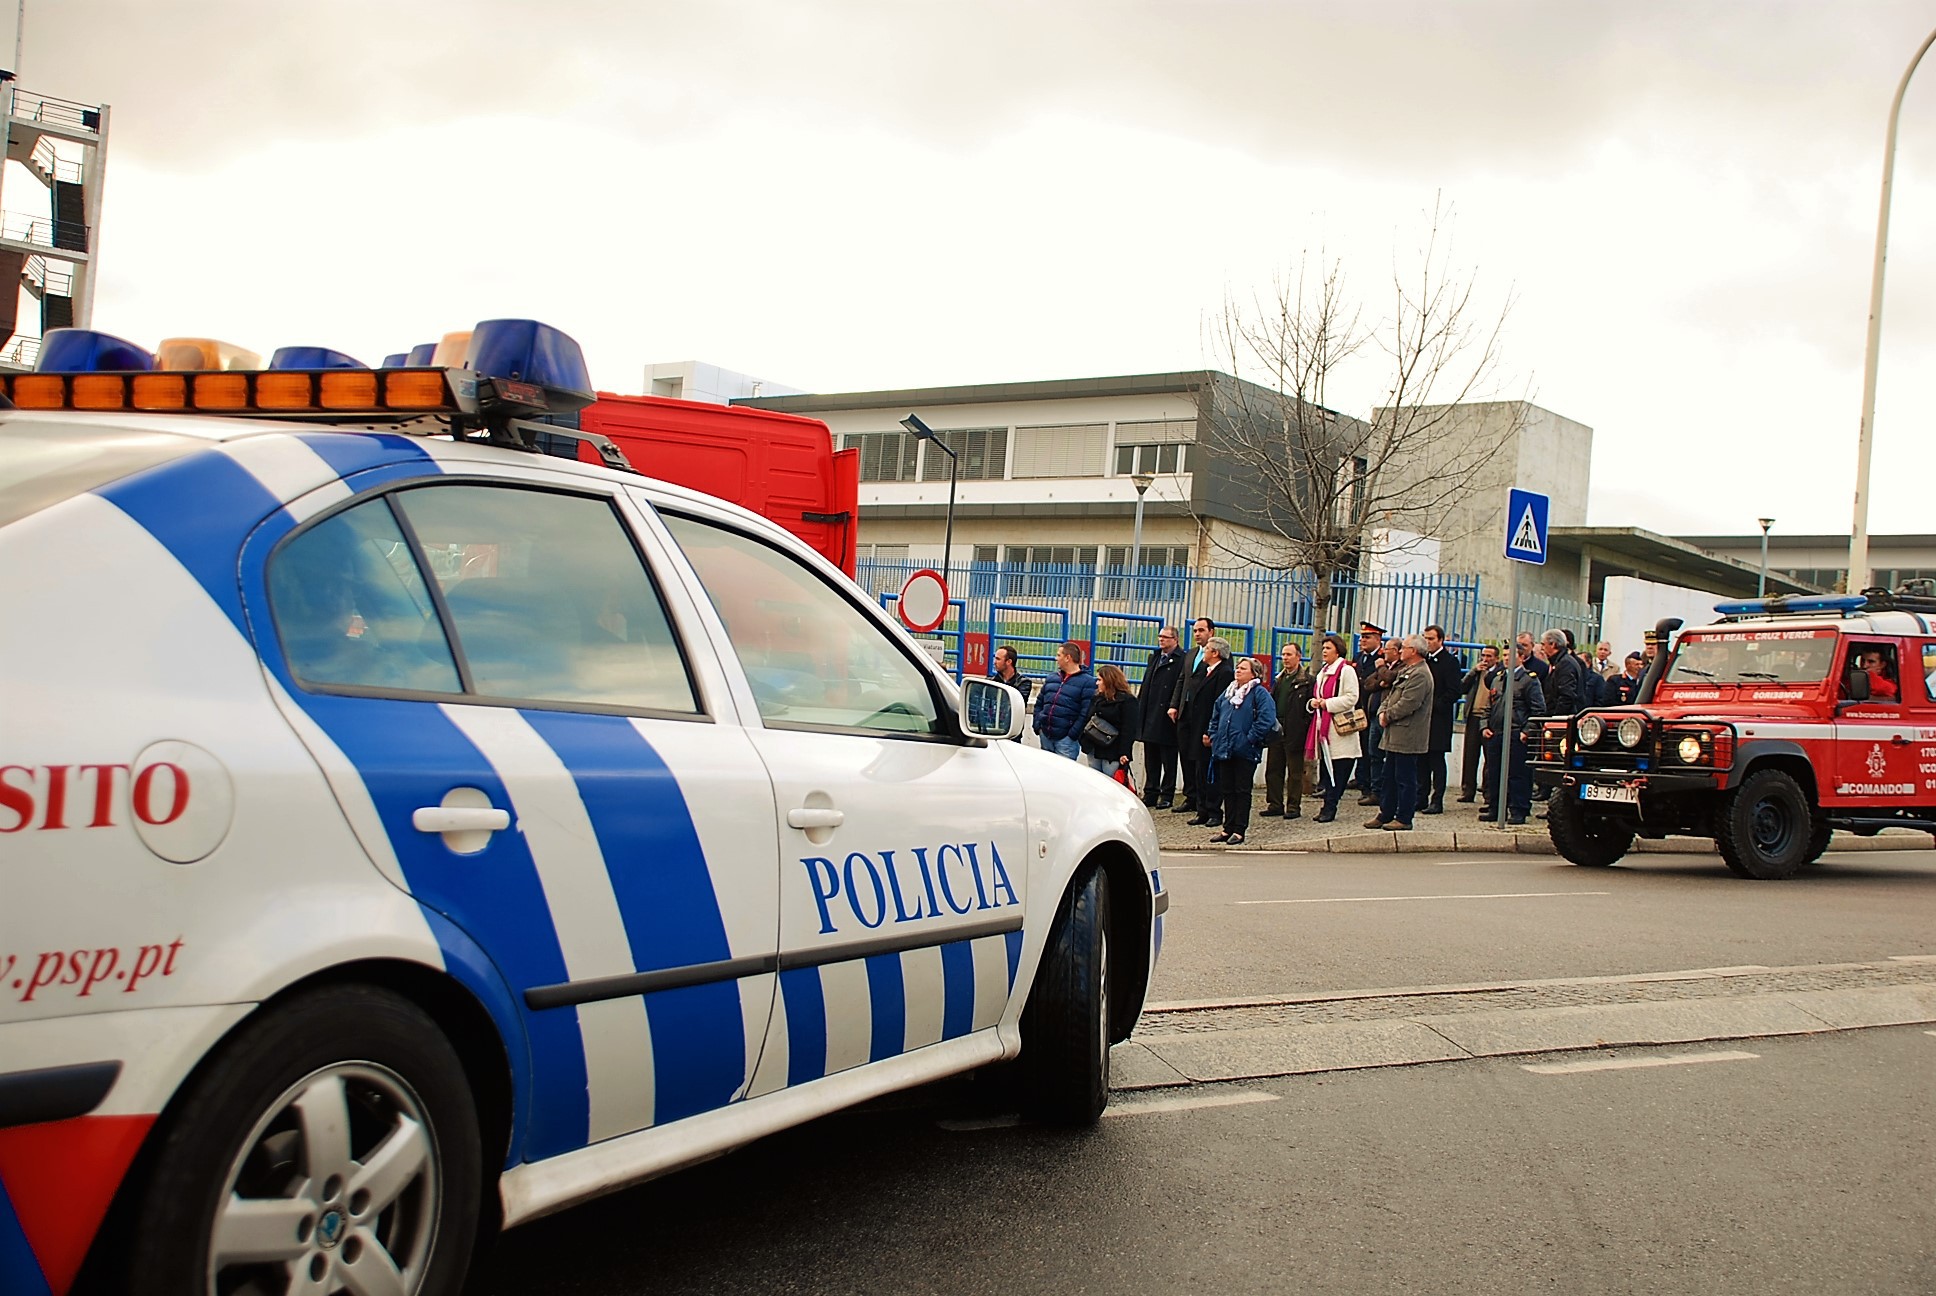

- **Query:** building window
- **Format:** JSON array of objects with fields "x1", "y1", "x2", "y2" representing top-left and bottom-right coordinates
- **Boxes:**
[
  {"x1": 970, "y1": 544, "x2": 1001, "y2": 598},
  {"x1": 1011, "y1": 423, "x2": 1107, "y2": 478},
  {"x1": 1113, "y1": 442, "x2": 1186, "y2": 476},
  {"x1": 919, "y1": 427, "x2": 1007, "y2": 482},
  {"x1": 856, "y1": 544, "x2": 910, "y2": 563},
  {"x1": 845, "y1": 432, "x2": 919, "y2": 483},
  {"x1": 1004, "y1": 544, "x2": 1100, "y2": 599},
  {"x1": 1102, "y1": 545, "x2": 1191, "y2": 600}
]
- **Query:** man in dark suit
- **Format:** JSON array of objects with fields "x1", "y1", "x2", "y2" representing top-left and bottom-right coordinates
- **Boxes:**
[
  {"x1": 1170, "y1": 626, "x2": 1234, "y2": 825},
  {"x1": 1138, "y1": 626, "x2": 1187, "y2": 808},
  {"x1": 1166, "y1": 618, "x2": 1216, "y2": 813},
  {"x1": 1353, "y1": 622, "x2": 1387, "y2": 806},
  {"x1": 1607, "y1": 651, "x2": 1645, "y2": 705},
  {"x1": 1419, "y1": 624, "x2": 1465, "y2": 815}
]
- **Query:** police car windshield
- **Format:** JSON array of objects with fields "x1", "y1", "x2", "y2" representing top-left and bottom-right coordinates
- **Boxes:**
[
  {"x1": 1666, "y1": 632, "x2": 1837, "y2": 685},
  {"x1": 0, "y1": 420, "x2": 202, "y2": 529}
]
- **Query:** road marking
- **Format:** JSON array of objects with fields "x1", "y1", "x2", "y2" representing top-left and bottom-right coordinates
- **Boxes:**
[
  {"x1": 1891, "y1": 954, "x2": 1936, "y2": 964},
  {"x1": 1925, "y1": 1030, "x2": 1936, "y2": 1038},
  {"x1": 1522, "y1": 1050, "x2": 1759, "y2": 1075},
  {"x1": 1237, "y1": 891, "x2": 1611, "y2": 906},
  {"x1": 1101, "y1": 1089, "x2": 1280, "y2": 1119},
  {"x1": 1161, "y1": 865, "x2": 1242, "y2": 871}
]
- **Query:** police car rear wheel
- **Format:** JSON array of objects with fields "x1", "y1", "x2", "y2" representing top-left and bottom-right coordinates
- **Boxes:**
[
  {"x1": 1715, "y1": 769, "x2": 1811, "y2": 880},
  {"x1": 1019, "y1": 864, "x2": 1111, "y2": 1127},
  {"x1": 1547, "y1": 795, "x2": 1633, "y2": 868},
  {"x1": 120, "y1": 985, "x2": 481, "y2": 1296}
]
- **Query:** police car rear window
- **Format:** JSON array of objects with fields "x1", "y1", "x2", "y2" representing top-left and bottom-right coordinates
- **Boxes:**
[{"x1": 0, "y1": 420, "x2": 201, "y2": 528}]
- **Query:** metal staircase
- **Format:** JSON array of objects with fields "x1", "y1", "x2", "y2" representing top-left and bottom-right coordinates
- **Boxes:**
[{"x1": 0, "y1": 85, "x2": 108, "y2": 370}]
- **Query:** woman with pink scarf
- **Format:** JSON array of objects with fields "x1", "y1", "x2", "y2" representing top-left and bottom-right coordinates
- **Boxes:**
[{"x1": 1305, "y1": 633, "x2": 1363, "y2": 823}]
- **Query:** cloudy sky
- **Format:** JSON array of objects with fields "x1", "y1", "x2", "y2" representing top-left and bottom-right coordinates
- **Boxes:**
[{"x1": 16, "y1": 1, "x2": 1936, "y2": 541}]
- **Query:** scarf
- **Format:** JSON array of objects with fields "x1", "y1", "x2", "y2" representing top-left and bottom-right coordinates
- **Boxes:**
[
  {"x1": 1223, "y1": 676, "x2": 1259, "y2": 709},
  {"x1": 1305, "y1": 659, "x2": 1344, "y2": 760}
]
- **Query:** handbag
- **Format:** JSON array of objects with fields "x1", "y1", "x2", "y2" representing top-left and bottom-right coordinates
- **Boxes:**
[
  {"x1": 1111, "y1": 764, "x2": 1137, "y2": 795},
  {"x1": 1332, "y1": 706, "x2": 1369, "y2": 735},
  {"x1": 1081, "y1": 712, "x2": 1119, "y2": 749}
]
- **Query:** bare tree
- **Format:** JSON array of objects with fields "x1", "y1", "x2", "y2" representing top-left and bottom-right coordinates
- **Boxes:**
[{"x1": 1195, "y1": 205, "x2": 1521, "y2": 636}]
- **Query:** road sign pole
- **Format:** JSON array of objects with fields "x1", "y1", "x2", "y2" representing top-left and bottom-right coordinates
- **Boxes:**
[{"x1": 1498, "y1": 561, "x2": 1520, "y2": 820}]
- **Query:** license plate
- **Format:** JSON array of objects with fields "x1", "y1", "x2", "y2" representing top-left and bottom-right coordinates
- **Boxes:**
[{"x1": 1581, "y1": 783, "x2": 1639, "y2": 804}]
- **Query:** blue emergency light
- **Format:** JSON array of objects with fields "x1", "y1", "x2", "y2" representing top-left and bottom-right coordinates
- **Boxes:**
[
  {"x1": 381, "y1": 352, "x2": 409, "y2": 368},
  {"x1": 1713, "y1": 594, "x2": 1867, "y2": 617},
  {"x1": 269, "y1": 346, "x2": 367, "y2": 370},
  {"x1": 36, "y1": 328, "x2": 154, "y2": 372},
  {"x1": 465, "y1": 319, "x2": 594, "y2": 404},
  {"x1": 406, "y1": 343, "x2": 439, "y2": 365}
]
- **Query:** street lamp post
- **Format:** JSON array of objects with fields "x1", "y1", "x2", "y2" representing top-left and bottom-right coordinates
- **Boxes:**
[
  {"x1": 900, "y1": 413, "x2": 958, "y2": 589},
  {"x1": 1129, "y1": 471, "x2": 1154, "y2": 600},
  {"x1": 1757, "y1": 517, "x2": 1775, "y2": 597},
  {"x1": 1850, "y1": 24, "x2": 1936, "y2": 595}
]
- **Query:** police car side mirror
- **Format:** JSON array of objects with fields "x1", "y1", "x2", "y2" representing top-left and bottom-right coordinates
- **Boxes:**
[{"x1": 960, "y1": 677, "x2": 1024, "y2": 741}]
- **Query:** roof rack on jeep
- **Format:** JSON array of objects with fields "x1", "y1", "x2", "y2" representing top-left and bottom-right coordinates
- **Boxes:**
[{"x1": 1855, "y1": 582, "x2": 1936, "y2": 615}]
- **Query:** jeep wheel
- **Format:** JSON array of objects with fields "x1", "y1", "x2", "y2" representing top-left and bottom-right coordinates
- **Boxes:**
[
  {"x1": 117, "y1": 985, "x2": 481, "y2": 1296},
  {"x1": 1715, "y1": 769, "x2": 1812, "y2": 880},
  {"x1": 1020, "y1": 864, "x2": 1111, "y2": 1127},
  {"x1": 1548, "y1": 794, "x2": 1634, "y2": 868},
  {"x1": 1802, "y1": 814, "x2": 1832, "y2": 865}
]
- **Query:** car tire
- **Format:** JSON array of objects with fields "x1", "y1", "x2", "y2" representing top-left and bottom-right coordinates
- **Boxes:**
[
  {"x1": 1802, "y1": 814, "x2": 1833, "y2": 865},
  {"x1": 1020, "y1": 864, "x2": 1111, "y2": 1127},
  {"x1": 115, "y1": 985, "x2": 481, "y2": 1296},
  {"x1": 1715, "y1": 769, "x2": 1812, "y2": 880},
  {"x1": 1547, "y1": 792, "x2": 1633, "y2": 867}
]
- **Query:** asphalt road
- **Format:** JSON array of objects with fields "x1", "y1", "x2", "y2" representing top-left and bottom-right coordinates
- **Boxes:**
[
  {"x1": 478, "y1": 846, "x2": 1936, "y2": 1294},
  {"x1": 1150, "y1": 846, "x2": 1936, "y2": 1003}
]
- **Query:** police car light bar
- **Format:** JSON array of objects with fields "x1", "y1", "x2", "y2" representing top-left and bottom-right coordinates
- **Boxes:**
[
  {"x1": 1713, "y1": 594, "x2": 1868, "y2": 617},
  {"x1": 1, "y1": 319, "x2": 597, "y2": 424}
]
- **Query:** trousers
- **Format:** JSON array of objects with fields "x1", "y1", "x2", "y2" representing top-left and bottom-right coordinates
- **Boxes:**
[{"x1": 1264, "y1": 739, "x2": 1305, "y2": 812}]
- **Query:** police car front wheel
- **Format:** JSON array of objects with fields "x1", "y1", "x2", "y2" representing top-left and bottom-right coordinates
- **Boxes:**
[
  {"x1": 1019, "y1": 864, "x2": 1111, "y2": 1127},
  {"x1": 112, "y1": 985, "x2": 483, "y2": 1296}
]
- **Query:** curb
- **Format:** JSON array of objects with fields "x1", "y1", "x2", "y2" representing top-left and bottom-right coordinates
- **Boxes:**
[{"x1": 1160, "y1": 829, "x2": 1936, "y2": 856}]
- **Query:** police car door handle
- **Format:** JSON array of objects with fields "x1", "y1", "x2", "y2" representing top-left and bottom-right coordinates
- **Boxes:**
[
  {"x1": 412, "y1": 807, "x2": 512, "y2": 833},
  {"x1": 787, "y1": 807, "x2": 846, "y2": 830}
]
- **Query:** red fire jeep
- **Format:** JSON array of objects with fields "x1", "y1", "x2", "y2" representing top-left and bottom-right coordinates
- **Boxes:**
[{"x1": 1532, "y1": 586, "x2": 1936, "y2": 879}]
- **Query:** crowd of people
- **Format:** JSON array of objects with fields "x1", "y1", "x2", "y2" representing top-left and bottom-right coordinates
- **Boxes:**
[{"x1": 992, "y1": 619, "x2": 1658, "y2": 846}]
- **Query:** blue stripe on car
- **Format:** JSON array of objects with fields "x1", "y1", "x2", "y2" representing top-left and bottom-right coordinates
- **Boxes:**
[
  {"x1": 518, "y1": 709, "x2": 744, "y2": 1125},
  {"x1": 0, "y1": 1179, "x2": 51, "y2": 1296},
  {"x1": 1004, "y1": 929, "x2": 1024, "y2": 988},
  {"x1": 779, "y1": 968, "x2": 827, "y2": 1087},
  {"x1": 939, "y1": 939, "x2": 976, "y2": 1040},
  {"x1": 864, "y1": 954, "x2": 905, "y2": 1062},
  {"x1": 294, "y1": 431, "x2": 435, "y2": 478}
]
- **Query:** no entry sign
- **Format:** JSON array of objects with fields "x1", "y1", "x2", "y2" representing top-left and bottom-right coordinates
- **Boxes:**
[{"x1": 897, "y1": 569, "x2": 950, "y2": 632}]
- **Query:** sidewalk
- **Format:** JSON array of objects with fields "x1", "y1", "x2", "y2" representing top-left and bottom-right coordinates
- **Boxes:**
[{"x1": 1149, "y1": 786, "x2": 1936, "y2": 856}]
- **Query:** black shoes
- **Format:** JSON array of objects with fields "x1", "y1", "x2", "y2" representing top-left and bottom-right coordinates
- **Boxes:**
[
  {"x1": 1259, "y1": 808, "x2": 1282, "y2": 818},
  {"x1": 1455, "y1": 793, "x2": 1476, "y2": 803},
  {"x1": 1314, "y1": 807, "x2": 1337, "y2": 824},
  {"x1": 1420, "y1": 800, "x2": 1444, "y2": 815},
  {"x1": 1506, "y1": 812, "x2": 1528, "y2": 825},
  {"x1": 1170, "y1": 801, "x2": 1196, "y2": 815},
  {"x1": 1154, "y1": 797, "x2": 1174, "y2": 810}
]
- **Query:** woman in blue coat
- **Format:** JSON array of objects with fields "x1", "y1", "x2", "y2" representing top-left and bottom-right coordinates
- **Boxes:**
[{"x1": 1207, "y1": 655, "x2": 1278, "y2": 845}]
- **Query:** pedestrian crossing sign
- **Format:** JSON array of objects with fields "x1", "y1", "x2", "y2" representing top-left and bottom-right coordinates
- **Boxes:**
[{"x1": 1505, "y1": 488, "x2": 1549, "y2": 565}]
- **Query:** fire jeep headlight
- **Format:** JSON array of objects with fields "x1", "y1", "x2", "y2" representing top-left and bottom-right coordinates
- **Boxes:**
[
  {"x1": 1677, "y1": 735, "x2": 1704, "y2": 764},
  {"x1": 1577, "y1": 715, "x2": 1604, "y2": 747},
  {"x1": 1617, "y1": 716, "x2": 1646, "y2": 749}
]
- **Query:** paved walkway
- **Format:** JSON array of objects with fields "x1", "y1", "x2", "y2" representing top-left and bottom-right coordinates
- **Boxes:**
[{"x1": 1148, "y1": 784, "x2": 1936, "y2": 856}]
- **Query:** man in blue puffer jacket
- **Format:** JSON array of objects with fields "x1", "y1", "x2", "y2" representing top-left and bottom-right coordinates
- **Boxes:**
[{"x1": 1033, "y1": 639, "x2": 1098, "y2": 760}]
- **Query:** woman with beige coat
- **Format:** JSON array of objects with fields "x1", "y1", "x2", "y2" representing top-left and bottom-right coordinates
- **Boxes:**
[{"x1": 1305, "y1": 633, "x2": 1362, "y2": 823}]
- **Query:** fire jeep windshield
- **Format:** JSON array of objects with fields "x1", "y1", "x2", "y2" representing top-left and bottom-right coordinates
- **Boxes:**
[{"x1": 1665, "y1": 629, "x2": 1838, "y2": 685}]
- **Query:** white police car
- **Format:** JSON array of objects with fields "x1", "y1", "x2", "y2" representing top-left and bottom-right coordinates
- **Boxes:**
[{"x1": 0, "y1": 321, "x2": 1165, "y2": 1296}]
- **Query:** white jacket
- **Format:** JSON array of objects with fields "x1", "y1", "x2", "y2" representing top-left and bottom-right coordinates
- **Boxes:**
[{"x1": 1309, "y1": 657, "x2": 1362, "y2": 761}]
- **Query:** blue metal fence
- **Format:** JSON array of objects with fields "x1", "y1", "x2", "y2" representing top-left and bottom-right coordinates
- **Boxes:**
[{"x1": 860, "y1": 559, "x2": 1487, "y2": 663}]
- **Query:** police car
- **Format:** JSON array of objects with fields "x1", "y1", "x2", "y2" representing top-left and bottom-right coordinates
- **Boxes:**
[{"x1": 0, "y1": 322, "x2": 1166, "y2": 1296}]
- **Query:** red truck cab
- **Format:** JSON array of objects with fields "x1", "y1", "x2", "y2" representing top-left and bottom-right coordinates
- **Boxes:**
[{"x1": 578, "y1": 393, "x2": 860, "y2": 577}]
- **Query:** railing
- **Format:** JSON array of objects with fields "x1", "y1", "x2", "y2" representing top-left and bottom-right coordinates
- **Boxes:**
[
  {"x1": 10, "y1": 90, "x2": 101, "y2": 133},
  {"x1": 1475, "y1": 591, "x2": 1600, "y2": 648},
  {"x1": 856, "y1": 559, "x2": 1488, "y2": 654},
  {"x1": 22, "y1": 255, "x2": 73, "y2": 296},
  {"x1": 0, "y1": 335, "x2": 41, "y2": 368},
  {"x1": 29, "y1": 137, "x2": 83, "y2": 185},
  {"x1": 0, "y1": 212, "x2": 88, "y2": 253}
]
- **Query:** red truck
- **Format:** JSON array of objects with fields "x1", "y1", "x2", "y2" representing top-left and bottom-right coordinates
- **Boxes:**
[{"x1": 577, "y1": 392, "x2": 860, "y2": 577}]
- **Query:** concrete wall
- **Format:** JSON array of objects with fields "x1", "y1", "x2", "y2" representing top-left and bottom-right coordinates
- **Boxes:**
[{"x1": 1599, "y1": 575, "x2": 1727, "y2": 657}]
